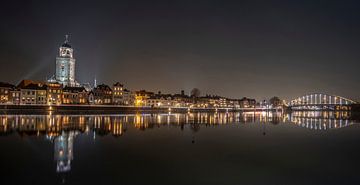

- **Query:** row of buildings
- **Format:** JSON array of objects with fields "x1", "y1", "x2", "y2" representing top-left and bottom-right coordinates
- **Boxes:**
[
  {"x1": 0, "y1": 80, "x2": 258, "y2": 108},
  {"x1": 0, "y1": 35, "x2": 265, "y2": 109}
]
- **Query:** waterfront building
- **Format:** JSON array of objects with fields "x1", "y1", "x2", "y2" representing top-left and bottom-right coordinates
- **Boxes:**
[
  {"x1": 147, "y1": 92, "x2": 175, "y2": 107},
  {"x1": 196, "y1": 96, "x2": 211, "y2": 108},
  {"x1": 122, "y1": 89, "x2": 135, "y2": 106},
  {"x1": 35, "y1": 85, "x2": 48, "y2": 105},
  {"x1": 20, "y1": 83, "x2": 48, "y2": 105},
  {"x1": 88, "y1": 91, "x2": 95, "y2": 105},
  {"x1": 0, "y1": 82, "x2": 15, "y2": 104},
  {"x1": 173, "y1": 90, "x2": 192, "y2": 107},
  {"x1": 93, "y1": 84, "x2": 112, "y2": 104},
  {"x1": 223, "y1": 98, "x2": 240, "y2": 109},
  {"x1": 196, "y1": 95, "x2": 221, "y2": 108},
  {"x1": 134, "y1": 90, "x2": 154, "y2": 106},
  {"x1": 239, "y1": 97, "x2": 256, "y2": 108},
  {"x1": 63, "y1": 86, "x2": 88, "y2": 104},
  {"x1": 17, "y1": 80, "x2": 63, "y2": 105},
  {"x1": 112, "y1": 82, "x2": 124, "y2": 105},
  {"x1": 230, "y1": 99, "x2": 240, "y2": 109},
  {"x1": 17, "y1": 80, "x2": 44, "y2": 105},
  {"x1": 220, "y1": 98, "x2": 232, "y2": 108},
  {"x1": 9, "y1": 89, "x2": 21, "y2": 105},
  {"x1": 47, "y1": 82, "x2": 63, "y2": 105},
  {"x1": 49, "y1": 35, "x2": 78, "y2": 87},
  {"x1": 194, "y1": 95, "x2": 239, "y2": 109}
]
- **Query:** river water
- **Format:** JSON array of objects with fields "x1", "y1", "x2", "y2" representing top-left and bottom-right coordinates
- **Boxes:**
[{"x1": 0, "y1": 111, "x2": 359, "y2": 185}]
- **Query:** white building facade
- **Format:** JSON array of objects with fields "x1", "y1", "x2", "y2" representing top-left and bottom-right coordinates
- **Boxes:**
[{"x1": 55, "y1": 35, "x2": 77, "y2": 87}]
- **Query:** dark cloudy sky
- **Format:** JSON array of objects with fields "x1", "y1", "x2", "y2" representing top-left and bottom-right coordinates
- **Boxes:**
[{"x1": 0, "y1": 0, "x2": 359, "y2": 101}]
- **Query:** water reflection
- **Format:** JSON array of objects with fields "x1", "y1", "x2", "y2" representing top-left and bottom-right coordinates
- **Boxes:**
[
  {"x1": 54, "y1": 131, "x2": 77, "y2": 173},
  {"x1": 289, "y1": 111, "x2": 353, "y2": 130},
  {"x1": 0, "y1": 111, "x2": 358, "y2": 174},
  {"x1": 0, "y1": 111, "x2": 358, "y2": 136},
  {"x1": 0, "y1": 111, "x2": 358, "y2": 135}
]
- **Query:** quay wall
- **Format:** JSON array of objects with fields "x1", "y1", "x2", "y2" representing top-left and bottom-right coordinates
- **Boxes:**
[{"x1": 0, "y1": 104, "x2": 277, "y2": 115}]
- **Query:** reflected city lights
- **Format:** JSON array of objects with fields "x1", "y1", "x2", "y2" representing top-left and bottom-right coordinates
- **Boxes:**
[{"x1": 0, "y1": 111, "x2": 358, "y2": 174}]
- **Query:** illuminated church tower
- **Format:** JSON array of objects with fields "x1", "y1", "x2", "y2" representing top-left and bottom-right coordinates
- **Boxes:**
[{"x1": 55, "y1": 35, "x2": 76, "y2": 87}]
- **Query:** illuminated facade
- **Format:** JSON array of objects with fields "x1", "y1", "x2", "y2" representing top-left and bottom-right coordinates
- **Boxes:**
[
  {"x1": 47, "y1": 82, "x2": 63, "y2": 105},
  {"x1": 0, "y1": 82, "x2": 14, "y2": 104},
  {"x1": 20, "y1": 83, "x2": 47, "y2": 105},
  {"x1": 239, "y1": 97, "x2": 256, "y2": 108},
  {"x1": 93, "y1": 84, "x2": 113, "y2": 104},
  {"x1": 63, "y1": 86, "x2": 88, "y2": 104},
  {"x1": 134, "y1": 90, "x2": 154, "y2": 106},
  {"x1": 112, "y1": 82, "x2": 124, "y2": 105},
  {"x1": 55, "y1": 35, "x2": 77, "y2": 87},
  {"x1": 146, "y1": 93, "x2": 175, "y2": 107},
  {"x1": 122, "y1": 89, "x2": 135, "y2": 105}
]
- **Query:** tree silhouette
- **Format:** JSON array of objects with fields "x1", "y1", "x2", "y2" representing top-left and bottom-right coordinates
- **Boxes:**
[
  {"x1": 191, "y1": 88, "x2": 201, "y2": 98},
  {"x1": 269, "y1": 96, "x2": 282, "y2": 107}
]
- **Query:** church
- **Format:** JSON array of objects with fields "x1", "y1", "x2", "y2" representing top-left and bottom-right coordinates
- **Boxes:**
[{"x1": 49, "y1": 35, "x2": 79, "y2": 87}]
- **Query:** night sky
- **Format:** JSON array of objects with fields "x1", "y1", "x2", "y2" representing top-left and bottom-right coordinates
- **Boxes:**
[{"x1": 0, "y1": 0, "x2": 359, "y2": 101}]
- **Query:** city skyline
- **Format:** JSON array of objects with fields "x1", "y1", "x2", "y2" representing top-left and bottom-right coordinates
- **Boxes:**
[
  {"x1": 0, "y1": 1, "x2": 359, "y2": 101},
  {"x1": 1, "y1": 1, "x2": 360, "y2": 184}
]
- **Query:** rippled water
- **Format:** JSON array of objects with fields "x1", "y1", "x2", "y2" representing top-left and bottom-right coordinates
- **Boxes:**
[{"x1": 0, "y1": 111, "x2": 359, "y2": 185}]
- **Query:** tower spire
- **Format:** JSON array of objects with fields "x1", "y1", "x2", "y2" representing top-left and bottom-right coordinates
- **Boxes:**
[
  {"x1": 65, "y1": 34, "x2": 69, "y2": 43},
  {"x1": 94, "y1": 76, "x2": 97, "y2": 88}
]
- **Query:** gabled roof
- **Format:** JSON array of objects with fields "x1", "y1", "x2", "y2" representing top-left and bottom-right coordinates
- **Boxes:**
[
  {"x1": 94, "y1": 84, "x2": 112, "y2": 91},
  {"x1": 17, "y1": 80, "x2": 47, "y2": 89},
  {"x1": 22, "y1": 83, "x2": 48, "y2": 90},
  {"x1": 0, "y1": 82, "x2": 15, "y2": 89},
  {"x1": 113, "y1": 82, "x2": 124, "y2": 87},
  {"x1": 63, "y1": 86, "x2": 87, "y2": 93}
]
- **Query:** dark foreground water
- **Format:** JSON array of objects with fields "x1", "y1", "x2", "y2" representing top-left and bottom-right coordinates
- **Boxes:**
[{"x1": 0, "y1": 111, "x2": 359, "y2": 185}]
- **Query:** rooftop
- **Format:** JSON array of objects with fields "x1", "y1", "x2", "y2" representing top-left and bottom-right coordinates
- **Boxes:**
[{"x1": 0, "y1": 82, "x2": 15, "y2": 89}]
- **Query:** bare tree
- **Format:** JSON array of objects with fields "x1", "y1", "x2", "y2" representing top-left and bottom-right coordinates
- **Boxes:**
[
  {"x1": 269, "y1": 96, "x2": 282, "y2": 107},
  {"x1": 191, "y1": 88, "x2": 201, "y2": 98}
]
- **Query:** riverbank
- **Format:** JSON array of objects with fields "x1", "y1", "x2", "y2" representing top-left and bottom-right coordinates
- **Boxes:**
[
  {"x1": 0, "y1": 104, "x2": 235, "y2": 114},
  {"x1": 0, "y1": 104, "x2": 358, "y2": 115},
  {"x1": 0, "y1": 104, "x2": 283, "y2": 115}
]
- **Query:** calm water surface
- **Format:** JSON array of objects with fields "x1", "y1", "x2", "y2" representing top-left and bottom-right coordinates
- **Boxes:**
[{"x1": 0, "y1": 111, "x2": 359, "y2": 185}]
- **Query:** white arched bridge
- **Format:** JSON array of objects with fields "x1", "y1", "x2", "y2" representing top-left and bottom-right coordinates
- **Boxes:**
[{"x1": 289, "y1": 93, "x2": 357, "y2": 110}]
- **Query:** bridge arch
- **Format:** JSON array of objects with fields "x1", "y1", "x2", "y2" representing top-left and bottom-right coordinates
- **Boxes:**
[{"x1": 289, "y1": 93, "x2": 357, "y2": 110}]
